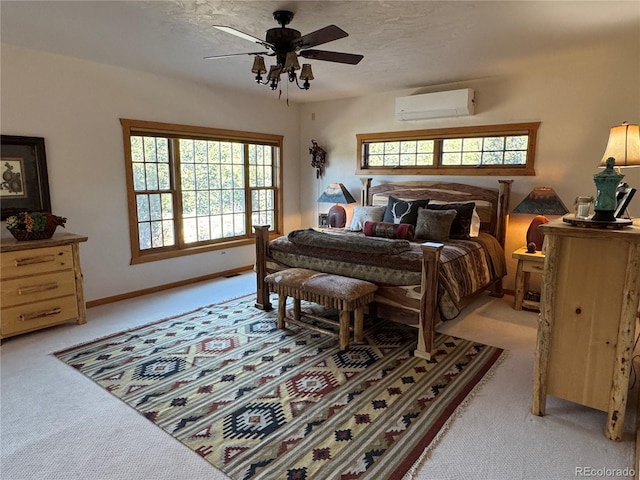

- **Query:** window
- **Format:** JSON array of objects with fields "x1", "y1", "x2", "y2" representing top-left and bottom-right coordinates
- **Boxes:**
[
  {"x1": 121, "y1": 119, "x2": 283, "y2": 264},
  {"x1": 357, "y1": 122, "x2": 539, "y2": 176}
]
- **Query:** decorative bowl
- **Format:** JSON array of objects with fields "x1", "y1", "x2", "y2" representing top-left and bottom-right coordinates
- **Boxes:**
[
  {"x1": 5, "y1": 211, "x2": 66, "y2": 241},
  {"x1": 8, "y1": 227, "x2": 58, "y2": 241}
]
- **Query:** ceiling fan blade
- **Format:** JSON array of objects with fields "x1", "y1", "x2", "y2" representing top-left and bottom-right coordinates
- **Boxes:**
[
  {"x1": 213, "y1": 25, "x2": 274, "y2": 49},
  {"x1": 299, "y1": 49, "x2": 364, "y2": 65},
  {"x1": 294, "y1": 25, "x2": 348, "y2": 49},
  {"x1": 204, "y1": 51, "x2": 271, "y2": 60}
]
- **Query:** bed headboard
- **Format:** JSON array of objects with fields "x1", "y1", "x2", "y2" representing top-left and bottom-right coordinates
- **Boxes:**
[{"x1": 360, "y1": 178, "x2": 513, "y2": 247}]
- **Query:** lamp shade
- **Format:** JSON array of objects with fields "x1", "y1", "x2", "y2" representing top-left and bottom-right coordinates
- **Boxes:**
[
  {"x1": 512, "y1": 187, "x2": 569, "y2": 216},
  {"x1": 317, "y1": 183, "x2": 357, "y2": 205},
  {"x1": 512, "y1": 187, "x2": 569, "y2": 251},
  {"x1": 318, "y1": 183, "x2": 357, "y2": 228},
  {"x1": 599, "y1": 122, "x2": 640, "y2": 168},
  {"x1": 267, "y1": 65, "x2": 281, "y2": 81},
  {"x1": 251, "y1": 55, "x2": 267, "y2": 74},
  {"x1": 284, "y1": 52, "x2": 300, "y2": 71},
  {"x1": 300, "y1": 64, "x2": 314, "y2": 81}
]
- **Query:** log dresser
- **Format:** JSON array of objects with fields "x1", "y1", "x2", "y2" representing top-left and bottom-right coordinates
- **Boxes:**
[
  {"x1": 1, "y1": 232, "x2": 88, "y2": 339},
  {"x1": 531, "y1": 218, "x2": 640, "y2": 441}
]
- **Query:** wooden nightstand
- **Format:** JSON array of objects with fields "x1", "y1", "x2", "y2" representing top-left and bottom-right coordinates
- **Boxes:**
[{"x1": 512, "y1": 246, "x2": 545, "y2": 311}]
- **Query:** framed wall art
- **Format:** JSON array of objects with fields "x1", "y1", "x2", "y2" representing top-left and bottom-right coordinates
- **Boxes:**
[{"x1": 1, "y1": 135, "x2": 51, "y2": 220}]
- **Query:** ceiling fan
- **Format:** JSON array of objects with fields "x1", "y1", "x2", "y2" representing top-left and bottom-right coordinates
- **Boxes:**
[{"x1": 205, "y1": 10, "x2": 364, "y2": 91}]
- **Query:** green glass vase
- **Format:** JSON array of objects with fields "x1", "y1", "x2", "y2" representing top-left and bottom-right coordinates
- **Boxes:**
[{"x1": 592, "y1": 157, "x2": 624, "y2": 222}]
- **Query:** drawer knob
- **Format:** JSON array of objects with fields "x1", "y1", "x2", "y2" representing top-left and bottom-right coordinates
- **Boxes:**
[{"x1": 19, "y1": 307, "x2": 62, "y2": 322}]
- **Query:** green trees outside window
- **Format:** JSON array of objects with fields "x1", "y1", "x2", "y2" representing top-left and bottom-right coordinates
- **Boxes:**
[{"x1": 121, "y1": 119, "x2": 282, "y2": 264}]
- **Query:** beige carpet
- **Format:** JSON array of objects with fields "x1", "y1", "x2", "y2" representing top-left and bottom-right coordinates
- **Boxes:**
[{"x1": 1, "y1": 272, "x2": 636, "y2": 480}]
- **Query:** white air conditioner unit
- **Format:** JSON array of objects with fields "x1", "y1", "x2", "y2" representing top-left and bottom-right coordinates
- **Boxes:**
[{"x1": 395, "y1": 88, "x2": 475, "y2": 121}]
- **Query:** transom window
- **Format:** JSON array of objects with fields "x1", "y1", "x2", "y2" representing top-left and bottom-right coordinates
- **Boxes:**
[
  {"x1": 121, "y1": 119, "x2": 283, "y2": 264},
  {"x1": 357, "y1": 122, "x2": 539, "y2": 176}
]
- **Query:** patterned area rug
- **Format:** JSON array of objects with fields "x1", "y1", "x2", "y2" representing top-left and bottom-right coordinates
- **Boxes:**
[{"x1": 55, "y1": 295, "x2": 504, "y2": 480}]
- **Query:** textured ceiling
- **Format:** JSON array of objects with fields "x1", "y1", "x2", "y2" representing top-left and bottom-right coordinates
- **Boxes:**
[{"x1": 1, "y1": 1, "x2": 639, "y2": 103}]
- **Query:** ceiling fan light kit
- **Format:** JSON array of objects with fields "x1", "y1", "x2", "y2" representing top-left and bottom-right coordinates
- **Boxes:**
[{"x1": 210, "y1": 10, "x2": 363, "y2": 94}]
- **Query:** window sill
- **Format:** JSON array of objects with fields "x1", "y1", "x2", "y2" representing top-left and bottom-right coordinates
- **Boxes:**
[
  {"x1": 356, "y1": 166, "x2": 536, "y2": 176},
  {"x1": 130, "y1": 237, "x2": 260, "y2": 265}
]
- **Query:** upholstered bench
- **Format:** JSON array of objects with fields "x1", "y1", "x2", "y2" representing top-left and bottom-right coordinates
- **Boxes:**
[{"x1": 264, "y1": 268, "x2": 378, "y2": 349}]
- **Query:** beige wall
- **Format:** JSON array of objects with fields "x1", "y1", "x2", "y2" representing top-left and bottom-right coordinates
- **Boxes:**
[
  {"x1": 2, "y1": 37, "x2": 639, "y2": 301},
  {"x1": 298, "y1": 42, "x2": 640, "y2": 291},
  {"x1": 0, "y1": 44, "x2": 302, "y2": 302}
]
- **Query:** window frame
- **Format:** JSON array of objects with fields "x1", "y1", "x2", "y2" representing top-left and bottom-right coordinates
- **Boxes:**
[
  {"x1": 356, "y1": 122, "x2": 540, "y2": 176},
  {"x1": 120, "y1": 118, "x2": 283, "y2": 265}
]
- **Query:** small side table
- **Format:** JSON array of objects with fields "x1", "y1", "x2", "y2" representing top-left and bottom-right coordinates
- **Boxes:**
[{"x1": 512, "y1": 246, "x2": 545, "y2": 311}]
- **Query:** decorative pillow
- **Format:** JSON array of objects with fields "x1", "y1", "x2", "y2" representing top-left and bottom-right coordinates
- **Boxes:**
[
  {"x1": 347, "y1": 206, "x2": 386, "y2": 231},
  {"x1": 363, "y1": 221, "x2": 415, "y2": 241},
  {"x1": 415, "y1": 208, "x2": 457, "y2": 242},
  {"x1": 382, "y1": 196, "x2": 430, "y2": 225},
  {"x1": 427, "y1": 202, "x2": 476, "y2": 239}
]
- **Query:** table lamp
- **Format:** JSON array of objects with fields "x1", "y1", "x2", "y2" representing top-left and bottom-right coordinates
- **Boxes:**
[
  {"x1": 512, "y1": 187, "x2": 569, "y2": 252},
  {"x1": 595, "y1": 122, "x2": 640, "y2": 221},
  {"x1": 318, "y1": 183, "x2": 356, "y2": 228}
]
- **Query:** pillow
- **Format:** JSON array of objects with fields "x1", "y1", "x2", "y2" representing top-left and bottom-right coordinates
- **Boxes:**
[
  {"x1": 415, "y1": 208, "x2": 457, "y2": 242},
  {"x1": 347, "y1": 206, "x2": 386, "y2": 231},
  {"x1": 427, "y1": 202, "x2": 476, "y2": 239},
  {"x1": 363, "y1": 221, "x2": 415, "y2": 241},
  {"x1": 382, "y1": 196, "x2": 430, "y2": 225}
]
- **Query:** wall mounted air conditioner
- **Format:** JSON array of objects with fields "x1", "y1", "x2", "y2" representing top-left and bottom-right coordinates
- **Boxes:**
[{"x1": 395, "y1": 88, "x2": 475, "y2": 121}]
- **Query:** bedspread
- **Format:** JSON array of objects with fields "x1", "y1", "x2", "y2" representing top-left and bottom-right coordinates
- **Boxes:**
[{"x1": 268, "y1": 229, "x2": 505, "y2": 320}]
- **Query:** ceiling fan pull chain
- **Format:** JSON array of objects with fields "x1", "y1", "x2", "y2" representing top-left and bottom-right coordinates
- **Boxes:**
[{"x1": 286, "y1": 79, "x2": 290, "y2": 107}]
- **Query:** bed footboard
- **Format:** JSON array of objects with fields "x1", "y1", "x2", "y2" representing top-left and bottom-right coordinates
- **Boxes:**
[{"x1": 253, "y1": 224, "x2": 443, "y2": 359}]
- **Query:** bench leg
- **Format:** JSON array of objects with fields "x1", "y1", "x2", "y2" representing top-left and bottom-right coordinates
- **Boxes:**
[
  {"x1": 339, "y1": 310, "x2": 351, "y2": 350},
  {"x1": 354, "y1": 307, "x2": 364, "y2": 344},
  {"x1": 277, "y1": 294, "x2": 287, "y2": 329}
]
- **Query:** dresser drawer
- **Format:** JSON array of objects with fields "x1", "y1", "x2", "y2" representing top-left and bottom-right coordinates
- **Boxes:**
[
  {"x1": 1, "y1": 245, "x2": 74, "y2": 278},
  {"x1": 1, "y1": 296, "x2": 79, "y2": 337},
  {"x1": 1, "y1": 270, "x2": 77, "y2": 308}
]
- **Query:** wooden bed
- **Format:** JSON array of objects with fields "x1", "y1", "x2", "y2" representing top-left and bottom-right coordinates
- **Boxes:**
[{"x1": 254, "y1": 178, "x2": 512, "y2": 359}]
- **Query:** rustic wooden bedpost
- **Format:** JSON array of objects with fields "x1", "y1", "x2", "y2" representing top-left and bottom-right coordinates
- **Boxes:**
[
  {"x1": 414, "y1": 242, "x2": 444, "y2": 360},
  {"x1": 496, "y1": 179, "x2": 513, "y2": 248},
  {"x1": 360, "y1": 177, "x2": 372, "y2": 206},
  {"x1": 254, "y1": 225, "x2": 272, "y2": 311},
  {"x1": 489, "y1": 179, "x2": 513, "y2": 297}
]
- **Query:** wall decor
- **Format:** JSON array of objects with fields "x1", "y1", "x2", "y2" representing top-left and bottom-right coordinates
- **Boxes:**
[
  {"x1": 309, "y1": 139, "x2": 326, "y2": 178},
  {"x1": 1, "y1": 135, "x2": 51, "y2": 220}
]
